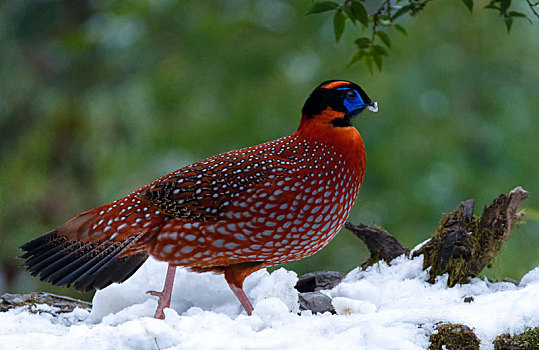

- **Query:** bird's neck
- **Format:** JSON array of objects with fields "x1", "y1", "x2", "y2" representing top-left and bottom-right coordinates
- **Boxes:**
[{"x1": 293, "y1": 119, "x2": 367, "y2": 182}]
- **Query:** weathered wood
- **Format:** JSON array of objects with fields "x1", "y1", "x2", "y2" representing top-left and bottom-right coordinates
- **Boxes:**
[
  {"x1": 413, "y1": 187, "x2": 528, "y2": 286},
  {"x1": 344, "y1": 222, "x2": 409, "y2": 267},
  {"x1": 1, "y1": 292, "x2": 91, "y2": 313}
]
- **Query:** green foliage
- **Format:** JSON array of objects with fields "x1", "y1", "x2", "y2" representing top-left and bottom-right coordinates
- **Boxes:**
[
  {"x1": 485, "y1": 0, "x2": 533, "y2": 32},
  {"x1": 306, "y1": 1, "x2": 340, "y2": 14},
  {"x1": 333, "y1": 9, "x2": 346, "y2": 41},
  {"x1": 307, "y1": 0, "x2": 538, "y2": 71}
]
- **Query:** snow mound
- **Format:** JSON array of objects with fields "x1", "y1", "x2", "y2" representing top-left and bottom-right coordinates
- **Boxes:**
[
  {"x1": 1, "y1": 257, "x2": 538, "y2": 350},
  {"x1": 91, "y1": 259, "x2": 299, "y2": 322}
]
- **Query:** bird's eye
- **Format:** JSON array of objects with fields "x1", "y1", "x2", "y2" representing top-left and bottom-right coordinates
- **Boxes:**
[{"x1": 346, "y1": 90, "x2": 357, "y2": 100}]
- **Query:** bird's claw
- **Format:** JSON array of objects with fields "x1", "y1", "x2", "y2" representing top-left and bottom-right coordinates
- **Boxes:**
[{"x1": 147, "y1": 290, "x2": 161, "y2": 297}]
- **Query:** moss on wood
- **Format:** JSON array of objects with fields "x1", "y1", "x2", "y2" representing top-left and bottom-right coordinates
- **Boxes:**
[
  {"x1": 494, "y1": 328, "x2": 539, "y2": 350},
  {"x1": 429, "y1": 323, "x2": 481, "y2": 350},
  {"x1": 413, "y1": 187, "x2": 527, "y2": 287}
]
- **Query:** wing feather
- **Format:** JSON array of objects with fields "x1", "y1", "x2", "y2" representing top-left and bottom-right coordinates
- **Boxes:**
[{"x1": 138, "y1": 152, "x2": 278, "y2": 220}]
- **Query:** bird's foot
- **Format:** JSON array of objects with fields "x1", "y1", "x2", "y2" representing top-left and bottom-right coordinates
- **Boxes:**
[
  {"x1": 147, "y1": 289, "x2": 169, "y2": 319},
  {"x1": 147, "y1": 265, "x2": 177, "y2": 319},
  {"x1": 146, "y1": 290, "x2": 161, "y2": 297}
]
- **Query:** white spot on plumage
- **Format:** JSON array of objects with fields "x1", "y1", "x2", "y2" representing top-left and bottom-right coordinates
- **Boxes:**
[
  {"x1": 181, "y1": 246, "x2": 194, "y2": 254},
  {"x1": 213, "y1": 239, "x2": 224, "y2": 247}
]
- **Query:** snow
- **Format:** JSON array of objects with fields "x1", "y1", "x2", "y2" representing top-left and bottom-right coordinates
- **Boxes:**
[{"x1": 1, "y1": 257, "x2": 538, "y2": 350}]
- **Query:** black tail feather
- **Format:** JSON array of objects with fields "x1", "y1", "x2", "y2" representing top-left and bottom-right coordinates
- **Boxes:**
[
  {"x1": 40, "y1": 241, "x2": 111, "y2": 283},
  {"x1": 55, "y1": 239, "x2": 137, "y2": 287},
  {"x1": 20, "y1": 230, "x2": 149, "y2": 292}
]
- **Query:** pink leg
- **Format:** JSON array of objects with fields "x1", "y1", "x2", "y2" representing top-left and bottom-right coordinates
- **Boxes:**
[
  {"x1": 147, "y1": 264, "x2": 177, "y2": 319},
  {"x1": 228, "y1": 282, "x2": 254, "y2": 316}
]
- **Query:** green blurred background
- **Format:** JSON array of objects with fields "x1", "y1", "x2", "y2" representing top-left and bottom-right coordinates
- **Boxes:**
[{"x1": 1, "y1": 0, "x2": 538, "y2": 300}]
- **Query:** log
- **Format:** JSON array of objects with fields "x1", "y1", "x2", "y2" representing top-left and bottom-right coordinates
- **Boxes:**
[{"x1": 1, "y1": 292, "x2": 91, "y2": 314}]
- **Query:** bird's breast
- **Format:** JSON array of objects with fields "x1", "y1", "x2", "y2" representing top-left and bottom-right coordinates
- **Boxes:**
[{"x1": 152, "y1": 133, "x2": 366, "y2": 267}]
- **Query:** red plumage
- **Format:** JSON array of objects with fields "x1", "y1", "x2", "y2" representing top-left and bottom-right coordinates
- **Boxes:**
[{"x1": 20, "y1": 80, "x2": 377, "y2": 318}]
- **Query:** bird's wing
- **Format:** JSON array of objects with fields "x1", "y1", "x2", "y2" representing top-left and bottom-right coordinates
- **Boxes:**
[{"x1": 138, "y1": 151, "x2": 289, "y2": 221}]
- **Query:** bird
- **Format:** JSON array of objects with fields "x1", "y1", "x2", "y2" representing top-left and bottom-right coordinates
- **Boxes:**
[{"x1": 19, "y1": 80, "x2": 378, "y2": 319}]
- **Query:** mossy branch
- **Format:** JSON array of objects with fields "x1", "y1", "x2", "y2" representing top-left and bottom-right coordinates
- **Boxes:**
[
  {"x1": 346, "y1": 187, "x2": 528, "y2": 287},
  {"x1": 414, "y1": 186, "x2": 528, "y2": 286}
]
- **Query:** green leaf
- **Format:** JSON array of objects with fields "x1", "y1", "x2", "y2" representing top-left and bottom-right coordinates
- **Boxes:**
[
  {"x1": 347, "y1": 50, "x2": 365, "y2": 67},
  {"x1": 306, "y1": 1, "x2": 340, "y2": 15},
  {"x1": 485, "y1": 0, "x2": 498, "y2": 10},
  {"x1": 500, "y1": 0, "x2": 511, "y2": 13},
  {"x1": 462, "y1": 0, "x2": 473, "y2": 12},
  {"x1": 373, "y1": 44, "x2": 389, "y2": 56},
  {"x1": 393, "y1": 5, "x2": 411, "y2": 20},
  {"x1": 372, "y1": 52, "x2": 383, "y2": 71},
  {"x1": 376, "y1": 31, "x2": 391, "y2": 48},
  {"x1": 343, "y1": 4, "x2": 357, "y2": 24},
  {"x1": 484, "y1": 4, "x2": 499, "y2": 10},
  {"x1": 351, "y1": 1, "x2": 369, "y2": 26},
  {"x1": 508, "y1": 11, "x2": 526, "y2": 18},
  {"x1": 504, "y1": 14, "x2": 513, "y2": 32},
  {"x1": 363, "y1": 53, "x2": 374, "y2": 74},
  {"x1": 333, "y1": 10, "x2": 345, "y2": 42},
  {"x1": 355, "y1": 36, "x2": 371, "y2": 49},
  {"x1": 371, "y1": 45, "x2": 388, "y2": 71},
  {"x1": 508, "y1": 11, "x2": 532, "y2": 23},
  {"x1": 394, "y1": 24, "x2": 408, "y2": 36}
]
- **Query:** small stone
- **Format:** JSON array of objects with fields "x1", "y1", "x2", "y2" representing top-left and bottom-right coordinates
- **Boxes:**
[{"x1": 298, "y1": 292, "x2": 335, "y2": 314}]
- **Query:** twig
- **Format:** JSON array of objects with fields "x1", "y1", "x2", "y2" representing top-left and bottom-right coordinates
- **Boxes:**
[{"x1": 526, "y1": 0, "x2": 539, "y2": 19}]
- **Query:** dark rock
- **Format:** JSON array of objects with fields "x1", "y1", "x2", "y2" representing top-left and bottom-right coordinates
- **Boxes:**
[
  {"x1": 295, "y1": 271, "x2": 344, "y2": 293},
  {"x1": 298, "y1": 292, "x2": 335, "y2": 314}
]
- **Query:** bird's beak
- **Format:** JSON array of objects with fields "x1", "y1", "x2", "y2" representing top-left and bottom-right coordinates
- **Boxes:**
[{"x1": 366, "y1": 101, "x2": 378, "y2": 113}]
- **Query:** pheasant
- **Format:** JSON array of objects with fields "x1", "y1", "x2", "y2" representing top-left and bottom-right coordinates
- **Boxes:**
[{"x1": 20, "y1": 80, "x2": 378, "y2": 319}]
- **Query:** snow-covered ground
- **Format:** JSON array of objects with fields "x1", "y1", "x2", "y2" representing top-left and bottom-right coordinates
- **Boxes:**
[{"x1": 1, "y1": 255, "x2": 538, "y2": 350}]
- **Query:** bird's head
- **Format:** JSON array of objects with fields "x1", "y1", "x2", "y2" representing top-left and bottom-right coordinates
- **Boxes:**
[{"x1": 299, "y1": 80, "x2": 378, "y2": 129}]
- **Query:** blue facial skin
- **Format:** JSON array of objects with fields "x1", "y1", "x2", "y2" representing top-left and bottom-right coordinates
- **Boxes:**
[{"x1": 337, "y1": 88, "x2": 367, "y2": 117}]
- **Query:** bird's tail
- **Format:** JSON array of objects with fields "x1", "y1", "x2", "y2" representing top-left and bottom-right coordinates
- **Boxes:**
[{"x1": 19, "y1": 204, "x2": 153, "y2": 292}]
